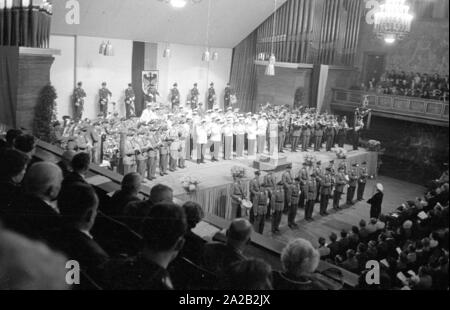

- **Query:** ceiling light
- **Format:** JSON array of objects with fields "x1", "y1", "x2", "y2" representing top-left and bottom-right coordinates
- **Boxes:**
[{"x1": 170, "y1": 0, "x2": 187, "y2": 8}]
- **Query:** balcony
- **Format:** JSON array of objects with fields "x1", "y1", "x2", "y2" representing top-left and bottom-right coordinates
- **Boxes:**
[{"x1": 331, "y1": 88, "x2": 449, "y2": 127}]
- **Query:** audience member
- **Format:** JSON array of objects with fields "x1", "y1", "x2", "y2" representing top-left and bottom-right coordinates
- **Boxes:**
[
  {"x1": 101, "y1": 202, "x2": 187, "y2": 290},
  {"x1": 5, "y1": 129, "x2": 23, "y2": 148},
  {"x1": 51, "y1": 183, "x2": 109, "y2": 276},
  {"x1": 57, "y1": 150, "x2": 76, "y2": 179},
  {"x1": 62, "y1": 152, "x2": 91, "y2": 188},
  {"x1": 202, "y1": 219, "x2": 252, "y2": 276},
  {"x1": 109, "y1": 173, "x2": 142, "y2": 217},
  {"x1": 0, "y1": 149, "x2": 29, "y2": 211},
  {"x1": 272, "y1": 238, "x2": 326, "y2": 290},
  {"x1": 223, "y1": 258, "x2": 273, "y2": 290},
  {"x1": 179, "y1": 202, "x2": 206, "y2": 265}
]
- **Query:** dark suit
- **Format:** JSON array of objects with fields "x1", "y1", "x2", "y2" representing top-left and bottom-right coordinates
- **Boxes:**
[
  {"x1": 272, "y1": 271, "x2": 327, "y2": 290},
  {"x1": 109, "y1": 190, "x2": 141, "y2": 218},
  {"x1": 62, "y1": 172, "x2": 87, "y2": 188},
  {"x1": 368, "y1": 191, "x2": 384, "y2": 219},
  {"x1": 3, "y1": 194, "x2": 61, "y2": 242},
  {"x1": 179, "y1": 231, "x2": 206, "y2": 266},
  {"x1": 50, "y1": 228, "x2": 109, "y2": 275},
  {"x1": 202, "y1": 242, "x2": 246, "y2": 276},
  {"x1": 0, "y1": 181, "x2": 21, "y2": 213}
]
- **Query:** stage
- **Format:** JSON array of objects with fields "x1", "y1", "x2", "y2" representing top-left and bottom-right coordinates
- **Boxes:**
[{"x1": 140, "y1": 144, "x2": 379, "y2": 220}]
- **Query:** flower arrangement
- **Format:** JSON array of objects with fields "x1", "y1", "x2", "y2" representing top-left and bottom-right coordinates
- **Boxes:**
[
  {"x1": 333, "y1": 148, "x2": 348, "y2": 159},
  {"x1": 304, "y1": 154, "x2": 317, "y2": 166},
  {"x1": 181, "y1": 176, "x2": 201, "y2": 193},
  {"x1": 231, "y1": 166, "x2": 247, "y2": 179},
  {"x1": 367, "y1": 140, "x2": 381, "y2": 152}
]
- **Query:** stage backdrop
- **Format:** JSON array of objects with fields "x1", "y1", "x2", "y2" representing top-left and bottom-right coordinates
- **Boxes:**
[{"x1": 0, "y1": 47, "x2": 19, "y2": 128}]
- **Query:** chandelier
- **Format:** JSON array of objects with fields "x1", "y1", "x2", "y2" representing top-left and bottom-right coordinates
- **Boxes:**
[
  {"x1": 374, "y1": 0, "x2": 413, "y2": 44},
  {"x1": 158, "y1": 0, "x2": 203, "y2": 9}
]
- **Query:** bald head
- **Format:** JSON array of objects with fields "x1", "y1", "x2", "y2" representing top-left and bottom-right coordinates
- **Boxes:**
[
  {"x1": 24, "y1": 162, "x2": 63, "y2": 200},
  {"x1": 227, "y1": 219, "x2": 253, "y2": 248}
]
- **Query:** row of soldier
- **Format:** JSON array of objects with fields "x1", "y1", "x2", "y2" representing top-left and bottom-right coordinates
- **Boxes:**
[
  {"x1": 72, "y1": 81, "x2": 237, "y2": 122},
  {"x1": 53, "y1": 104, "x2": 362, "y2": 181},
  {"x1": 231, "y1": 161, "x2": 370, "y2": 234}
]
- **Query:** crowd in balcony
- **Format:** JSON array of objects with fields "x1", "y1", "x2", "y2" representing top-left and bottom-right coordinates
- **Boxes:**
[
  {"x1": 318, "y1": 164, "x2": 449, "y2": 290},
  {"x1": 352, "y1": 70, "x2": 449, "y2": 102}
]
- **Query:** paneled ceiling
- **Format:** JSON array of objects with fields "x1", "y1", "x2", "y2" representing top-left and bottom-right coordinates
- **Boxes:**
[{"x1": 51, "y1": 0, "x2": 287, "y2": 48}]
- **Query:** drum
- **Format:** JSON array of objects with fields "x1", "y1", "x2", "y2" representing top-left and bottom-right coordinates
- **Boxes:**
[{"x1": 241, "y1": 199, "x2": 253, "y2": 210}]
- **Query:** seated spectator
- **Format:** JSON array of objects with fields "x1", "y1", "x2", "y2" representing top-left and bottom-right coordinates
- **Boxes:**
[
  {"x1": 5, "y1": 129, "x2": 23, "y2": 148},
  {"x1": 57, "y1": 150, "x2": 76, "y2": 179},
  {"x1": 0, "y1": 227, "x2": 69, "y2": 290},
  {"x1": 355, "y1": 243, "x2": 369, "y2": 272},
  {"x1": 359, "y1": 220, "x2": 370, "y2": 243},
  {"x1": 337, "y1": 230, "x2": 350, "y2": 256},
  {"x1": 366, "y1": 218, "x2": 378, "y2": 235},
  {"x1": 327, "y1": 233, "x2": 340, "y2": 259},
  {"x1": 317, "y1": 237, "x2": 331, "y2": 259},
  {"x1": 202, "y1": 219, "x2": 252, "y2": 276},
  {"x1": 272, "y1": 238, "x2": 326, "y2": 290},
  {"x1": 366, "y1": 241, "x2": 378, "y2": 260},
  {"x1": 123, "y1": 184, "x2": 174, "y2": 233},
  {"x1": 3, "y1": 162, "x2": 63, "y2": 241},
  {"x1": 0, "y1": 149, "x2": 29, "y2": 212},
  {"x1": 223, "y1": 259, "x2": 273, "y2": 290},
  {"x1": 348, "y1": 226, "x2": 360, "y2": 250},
  {"x1": 101, "y1": 202, "x2": 187, "y2": 290},
  {"x1": 341, "y1": 249, "x2": 359, "y2": 273},
  {"x1": 109, "y1": 173, "x2": 142, "y2": 217},
  {"x1": 14, "y1": 134, "x2": 39, "y2": 168},
  {"x1": 179, "y1": 202, "x2": 206, "y2": 265},
  {"x1": 51, "y1": 183, "x2": 109, "y2": 276},
  {"x1": 62, "y1": 152, "x2": 91, "y2": 188},
  {"x1": 410, "y1": 266, "x2": 433, "y2": 290}
]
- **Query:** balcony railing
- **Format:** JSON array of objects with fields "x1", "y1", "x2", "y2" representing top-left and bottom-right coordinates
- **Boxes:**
[{"x1": 331, "y1": 88, "x2": 449, "y2": 127}]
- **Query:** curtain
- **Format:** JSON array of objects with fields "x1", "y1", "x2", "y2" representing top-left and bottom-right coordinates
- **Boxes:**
[
  {"x1": 132, "y1": 41, "x2": 145, "y2": 117},
  {"x1": 0, "y1": 46, "x2": 19, "y2": 128},
  {"x1": 230, "y1": 31, "x2": 258, "y2": 113}
]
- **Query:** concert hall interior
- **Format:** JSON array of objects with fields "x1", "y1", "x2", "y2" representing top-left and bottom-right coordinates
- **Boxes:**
[{"x1": 0, "y1": 0, "x2": 448, "y2": 292}]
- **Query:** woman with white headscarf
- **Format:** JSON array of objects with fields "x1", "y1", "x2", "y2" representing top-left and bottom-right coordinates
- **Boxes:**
[{"x1": 368, "y1": 183, "x2": 384, "y2": 219}]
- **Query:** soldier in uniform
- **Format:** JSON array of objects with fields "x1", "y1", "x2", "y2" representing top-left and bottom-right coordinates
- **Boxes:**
[
  {"x1": 73, "y1": 82, "x2": 86, "y2": 122},
  {"x1": 178, "y1": 123, "x2": 187, "y2": 169},
  {"x1": 333, "y1": 166, "x2": 347, "y2": 210},
  {"x1": 320, "y1": 167, "x2": 333, "y2": 216},
  {"x1": 195, "y1": 120, "x2": 208, "y2": 164},
  {"x1": 325, "y1": 119, "x2": 337, "y2": 152},
  {"x1": 146, "y1": 131, "x2": 159, "y2": 181},
  {"x1": 357, "y1": 162, "x2": 369, "y2": 201},
  {"x1": 291, "y1": 120, "x2": 301, "y2": 152},
  {"x1": 288, "y1": 178, "x2": 301, "y2": 229},
  {"x1": 207, "y1": 82, "x2": 216, "y2": 110},
  {"x1": 209, "y1": 118, "x2": 222, "y2": 162},
  {"x1": 281, "y1": 166, "x2": 294, "y2": 213},
  {"x1": 146, "y1": 84, "x2": 160, "y2": 104},
  {"x1": 170, "y1": 83, "x2": 180, "y2": 110},
  {"x1": 234, "y1": 117, "x2": 246, "y2": 158},
  {"x1": 337, "y1": 116, "x2": 349, "y2": 148},
  {"x1": 246, "y1": 116, "x2": 258, "y2": 158},
  {"x1": 231, "y1": 176, "x2": 246, "y2": 219},
  {"x1": 353, "y1": 118, "x2": 364, "y2": 151},
  {"x1": 301, "y1": 122, "x2": 311, "y2": 152},
  {"x1": 263, "y1": 171, "x2": 276, "y2": 220},
  {"x1": 136, "y1": 130, "x2": 148, "y2": 178},
  {"x1": 99, "y1": 82, "x2": 112, "y2": 118},
  {"x1": 268, "y1": 116, "x2": 278, "y2": 156},
  {"x1": 125, "y1": 83, "x2": 136, "y2": 119},
  {"x1": 224, "y1": 83, "x2": 232, "y2": 110},
  {"x1": 223, "y1": 118, "x2": 234, "y2": 160},
  {"x1": 168, "y1": 126, "x2": 180, "y2": 172},
  {"x1": 346, "y1": 164, "x2": 359, "y2": 205},
  {"x1": 249, "y1": 171, "x2": 262, "y2": 224},
  {"x1": 314, "y1": 161, "x2": 323, "y2": 202},
  {"x1": 256, "y1": 115, "x2": 268, "y2": 154},
  {"x1": 314, "y1": 121, "x2": 324, "y2": 152},
  {"x1": 305, "y1": 174, "x2": 317, "y2": 221},
  {"x1": 159, "y1": 139, "x2": 169, "y2": 176},
  {"x1": 252, "y1": 189, "x2": 268, "y2": 234},
  {"x1": 299, "y1": 162, "x2": 310, "y2": 209},
  {"x1": 190, "y1": 83, "x2": 200, "y2": 110},
  {"x1": 123, "y1": 130, "x2": 137, "y2": 175},
  {"x1": 271, "y1": 182, "x2": 285, "y2": 234},
  {"x1": 278, "y1": 117, "x2": 286, "y2": 153}
]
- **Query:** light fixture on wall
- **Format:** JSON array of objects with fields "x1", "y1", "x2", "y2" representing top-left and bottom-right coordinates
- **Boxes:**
[
  {"x1": 374, "y1": 0, "x2": 414, "y2": 44},
  {"x1": 212, "y1": 51, "x2": 219, "y2": 61},
  {"x1": 99, "y1": 41, "x2": 107, "y2": 55},
  {"x1": 157, "y1": 0, "x2": 203, "y2": 9},
  {"x1": 202, "y1": 50, "x2": 210, "y2": 62},
  {"x1": 265, "y1": 0, "x2": 278, "y2": 76},
  {"x1": 104, "y1": 41, "x2": 114, "y2": 56},
  {"x1": 163, "y1": 47, "x2": 171, "y2": 58}
]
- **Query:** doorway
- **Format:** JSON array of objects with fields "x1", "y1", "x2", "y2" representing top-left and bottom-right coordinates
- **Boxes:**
[{"x1": 362, "y1": 53, "x2": 386, "y2": 87}]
